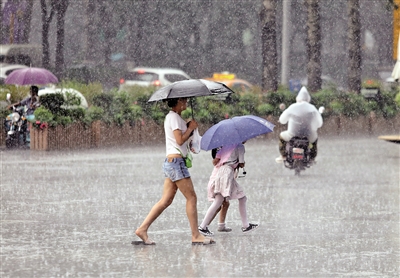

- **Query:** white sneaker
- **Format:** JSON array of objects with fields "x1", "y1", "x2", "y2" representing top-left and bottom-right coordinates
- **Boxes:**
[{"x1": 275, "y1": 156, "x2": 285, "y2": 163}]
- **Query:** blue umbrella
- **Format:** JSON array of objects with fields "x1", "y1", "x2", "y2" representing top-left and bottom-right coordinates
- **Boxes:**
[{"x1": 200, "y1": 115, "x2": 275, "y2": 151}]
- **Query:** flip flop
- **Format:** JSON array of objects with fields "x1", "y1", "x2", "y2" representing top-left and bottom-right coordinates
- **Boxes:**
[
  {"x1": 131, "y1": 239, "x2": 156, "y2": 245},
  {"x1": 192, "y1": 237, "x2": 216, "y2": 245}
]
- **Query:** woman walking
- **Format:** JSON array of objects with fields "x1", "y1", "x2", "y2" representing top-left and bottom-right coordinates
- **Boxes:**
[{"x1": 134, "y1": 97, "x2": 216, "y2": 245}]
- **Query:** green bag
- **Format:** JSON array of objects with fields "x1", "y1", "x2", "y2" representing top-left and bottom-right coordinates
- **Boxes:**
[{"x1": 176, "y1": 147, "x2": 193, "y2": 168}]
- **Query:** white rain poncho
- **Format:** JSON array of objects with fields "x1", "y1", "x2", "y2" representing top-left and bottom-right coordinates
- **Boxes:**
[{"x1": 279, "y1": 86, "x2": 323, "y2": 143}]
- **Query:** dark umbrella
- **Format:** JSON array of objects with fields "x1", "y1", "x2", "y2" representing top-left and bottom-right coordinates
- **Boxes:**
[
  {"x1": 200, "y1": 115, "x2": 275, "y2": 151},
  {"x1": 148, "y1": 79, "x2": 234, "y2": 118},
  {"x1": 5, "y1": 67, "x2": 58, "y2": 85},
  {"x1": 148, "y1": 79, "x2": 234, "y2": 102}
]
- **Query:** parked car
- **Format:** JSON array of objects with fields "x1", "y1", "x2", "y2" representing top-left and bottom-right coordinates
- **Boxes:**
[
  {"x1": 0, "y1": 44, "x2": 42, "y2": 67},
  {"x1": 204, "y1": 72, "x2": 254, "y2": 93},
  {"x1": 0, "y1": 63, "x2": 29, "y2": 84},
  {"x1": 119, "y1": 67, "x2": 191, "y2": 91}
]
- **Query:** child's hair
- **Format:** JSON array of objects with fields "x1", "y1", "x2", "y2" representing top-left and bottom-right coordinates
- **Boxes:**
[{"x1": 211, "y1": 147, "x2": 221, "y2": 159}]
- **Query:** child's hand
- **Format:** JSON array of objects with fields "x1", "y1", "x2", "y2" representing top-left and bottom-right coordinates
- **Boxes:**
[{"x1": 238, "y1": 162, "x2": 245, "y2": 168}]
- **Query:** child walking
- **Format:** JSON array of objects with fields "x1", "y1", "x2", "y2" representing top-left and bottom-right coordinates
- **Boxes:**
[{"x1": 198, "y1": 142, "x2": 258, "y2": 235}]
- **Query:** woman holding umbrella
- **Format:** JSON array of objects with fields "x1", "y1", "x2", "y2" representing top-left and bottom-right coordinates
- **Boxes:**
[{"x1": 134, "y1": 97, "x2": 216, "y2": 245}]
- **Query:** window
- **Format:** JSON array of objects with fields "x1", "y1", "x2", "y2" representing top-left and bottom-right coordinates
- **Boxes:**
[
  {"x1": 125, "y1": 72, "x2": 158, "y2": 82},
  {"x1": 164, "y1": 74, "x2": 189, "y2": 83}
]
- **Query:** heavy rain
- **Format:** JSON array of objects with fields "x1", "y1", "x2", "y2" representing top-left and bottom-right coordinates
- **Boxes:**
[
  {"x1": 1, "y1": 136, "x2": 399, "y2": 277},
  {"x1": 1, "y1": 0, "x2": 400, "y2": 277}
]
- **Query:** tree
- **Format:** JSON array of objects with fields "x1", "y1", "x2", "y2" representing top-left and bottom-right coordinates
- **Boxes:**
[
  {"x1": 21, "y1": 0, "x2": 34, "y2": 43},
  {"x1": 54, "y1": 0, "x2": 69, "y2": 78},
  {"x1": 40, "y1": 0, "x2": 55, "y2": 69},
  {"x1": 259, "y1": 0, "x2": 278, "y2": 92},
  {"x1": 347, "y1": 0, "x2": 362, "y2": 94},
  {"x1": 0, "y1": 0, "x2": 3, "y2": 43},
  {"x1": 85, "y1": 0, "x2": 97, "y2": 61},
  {"x1": 305, "y1": 0, "x2": 322, "y2": 93}
]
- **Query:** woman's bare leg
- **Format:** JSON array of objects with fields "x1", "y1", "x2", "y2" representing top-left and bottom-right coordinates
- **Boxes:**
[
  {"x1": 175, "y1": 177, "x2": 210, "y2": 242},
  {"x1": 135, "y1": 178, "x2": 177, "y2": 242}
]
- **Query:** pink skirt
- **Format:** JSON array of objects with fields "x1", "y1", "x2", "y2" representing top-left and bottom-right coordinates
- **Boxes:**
[{"x1": 207, "y1": 165, "x2": 245, "y2": 202}]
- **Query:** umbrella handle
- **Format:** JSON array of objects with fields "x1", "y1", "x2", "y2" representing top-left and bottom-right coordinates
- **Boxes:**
[{"x1": 190, "y1": 98, "x2": 194, "y2": 119}]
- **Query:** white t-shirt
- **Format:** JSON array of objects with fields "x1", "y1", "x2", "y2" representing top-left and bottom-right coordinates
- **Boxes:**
[{"x1": 164, "y1": 111, "x2": 188, "y2": 157}]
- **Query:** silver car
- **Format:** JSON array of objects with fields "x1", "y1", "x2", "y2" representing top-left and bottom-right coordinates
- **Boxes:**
[{"x1": 119, "y1": 67, "x2": 190, "y2": 91}]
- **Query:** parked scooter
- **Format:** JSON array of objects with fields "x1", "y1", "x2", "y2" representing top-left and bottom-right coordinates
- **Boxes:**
[{"x1": 4, "y1": 94, "x2": 29, "y2": 149}]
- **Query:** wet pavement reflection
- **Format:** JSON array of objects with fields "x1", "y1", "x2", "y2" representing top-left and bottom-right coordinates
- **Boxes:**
[{"x1": 1, "y1": 136, "x2": 399, "y2": 277}]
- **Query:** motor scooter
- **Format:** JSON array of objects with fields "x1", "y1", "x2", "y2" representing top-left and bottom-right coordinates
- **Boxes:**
[
  {"x1": 4, "y1": 94, "x2": 29, "y2": 149},
  {"x1": 281, "y1": 106, "x2": 324, "y2": 176},
  {"x1": 283, "y1": 136, "x2": 312, "y2": 176}
]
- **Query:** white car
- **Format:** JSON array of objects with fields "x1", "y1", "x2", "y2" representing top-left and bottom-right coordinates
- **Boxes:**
[
  {"x1": 119, "y1": 67, "x2": 190, "y2": 91},
  {"x1": 38, "y1": 87, "x2": 88, "y2": 109},
  {"x1": 0, "y1": 63, "x2": 29, "y2": 84}
]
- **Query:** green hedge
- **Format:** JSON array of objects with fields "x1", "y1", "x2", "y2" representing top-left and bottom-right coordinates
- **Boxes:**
[{"x1": 1, "y1": 82, "x2": 399, "y2": 128}]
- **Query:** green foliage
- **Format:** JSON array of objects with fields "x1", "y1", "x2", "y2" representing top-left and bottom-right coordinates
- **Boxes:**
[
  {"x1": 84, "y1": 106, "x2": 104, "y2": 124},
  {"x1": 39, "y1": 93, "x2": 65, "y2": 114},
  {"x1": 59, "y1": 80, "x2": 103, "y2": 105},
  {"x1": 395, "y1": 92, "x2": 400, "y2": 107},
  {"x1": 256, "y1": 103, "x2": 274, "y2": 115},
  {"x1": 89, "y1": 91, "x2": 144, "y2": 125},
  {"x1": 262, "y1": 89, "x2": 296, "y2": 116},
  {"x1": 63, "y1": 91, "x2": 81, "y2": 107},
  {"x1": 0, "y1": 85, "x2": 29, "y2": 102},
  {"x1": 8, "y1": 81, "x2": 399, "y2": 128},
  {"x1": 0, "y1": 106, "x2": 9, "y2": 119},
  {"x1": 375, "y1": 91, "x2": 399, "y2": 119},
  {"x1": 34, "y1": 107, "x2": 55, "y2": 125}
]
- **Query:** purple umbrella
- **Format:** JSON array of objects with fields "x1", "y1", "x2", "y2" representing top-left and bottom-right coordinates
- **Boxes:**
[
  {"x1": 5, "y1": 67, "x2": 58, "y2": 85},
  {"x1": 200, "y1": 115, "x2": 275, "y2": 151}
]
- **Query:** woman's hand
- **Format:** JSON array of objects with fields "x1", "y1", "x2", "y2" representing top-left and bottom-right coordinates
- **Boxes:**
[
  {"x1": 187, "y1": 120, "x2": 198, "y2": 131},
  {"x1": 173, "y1": 119, "x2": 198, "y2": 146}
]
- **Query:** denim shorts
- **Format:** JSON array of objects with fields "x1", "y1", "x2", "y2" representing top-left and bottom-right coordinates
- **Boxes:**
[{"x1": 163, "y1": 157, "x2": 190, "y2": 182}]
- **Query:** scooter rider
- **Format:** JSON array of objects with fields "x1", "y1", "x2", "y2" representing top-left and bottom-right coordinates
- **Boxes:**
[
  {"x1": 275, "y1": 86, "x2": 323, "y2": 164},
  {"x1": 7, "y1": 85, "x2": 40, "y2": 117}
]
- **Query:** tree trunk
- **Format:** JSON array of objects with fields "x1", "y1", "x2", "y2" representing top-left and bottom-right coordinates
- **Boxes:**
[
  {"x1": 55, "y1": 0, "x2": 69, "y2": 79},
  {"x1": 259, "y1": 0, "x2": 278, "y2": 92},
  {"x1": 305, "y1": 0, "x2": 322, "y2": 93},
  {"x1": 98, "y1": 1, "x2": 112, "y2": 65},
  {"x1": 131, "y1": 0, "x2": 146, "y2": 66},
  {"x1": 21, "y1": 0, "x2": 34, "y2": 43},
  {"x1": 0, "y1": 0, "x2": 3, "y2": 43},
  {"x1": 40, "y1": 0, "x2": 55, "y2": 70},
  {"x1": 347, "y1": 0, "x2": 362, "y2": 94},
  {"x1": 85, "y1": 0, "x2": 96, "y2": 61}
]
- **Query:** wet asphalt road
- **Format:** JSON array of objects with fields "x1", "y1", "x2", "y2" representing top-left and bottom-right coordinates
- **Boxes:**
[{"x1": 1, "y1": 135, "x2": 399, "y2": 277}]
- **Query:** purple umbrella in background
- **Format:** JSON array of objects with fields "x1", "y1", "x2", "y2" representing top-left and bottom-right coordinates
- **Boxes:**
[
  {"x1": 5, "y1": 67, "x2": 58, "y2": 85},
  {"x1": 200, "y1": 115, "x2": 275, "y2": 151}
]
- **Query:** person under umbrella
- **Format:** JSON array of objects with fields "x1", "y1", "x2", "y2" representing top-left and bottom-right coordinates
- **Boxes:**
[
  {"x1": 134, "y1": 97, "x2": 216, "y2": 245},
  {"x1": 7, "y1": 85, "x2": 40, "y2": 117},
  {"x1": 198, "y1": 141, "x2": 259, "y2": 236}
]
